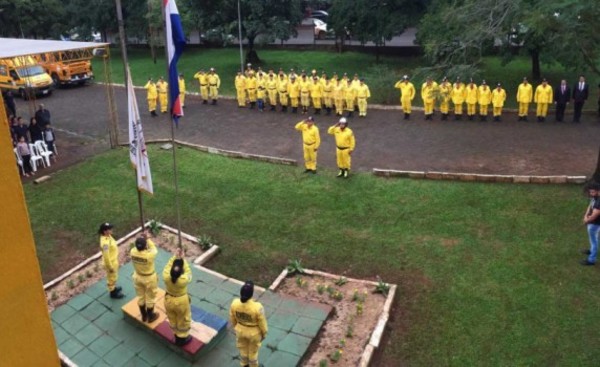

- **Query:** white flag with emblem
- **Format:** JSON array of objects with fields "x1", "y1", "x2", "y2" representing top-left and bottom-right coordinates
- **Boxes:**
[{"x1": 127, "y1": 66, "x2": 154, "y2": 194}]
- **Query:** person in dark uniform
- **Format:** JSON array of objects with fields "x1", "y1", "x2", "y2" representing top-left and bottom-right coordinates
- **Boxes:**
[
  {"x1": 554, "y1": 79, "x2": 570, "y2": 122},
  {"x1": 572, "y1": 75, "x2": 589, "y2": 123},
  {"x1": 3, "y1": 90, "x2": 16, "y2": 117},
  {"x1": 35, "y1": 104, "x2": 51, "y2": 128},
  {"x1": 28, "y1": 117, "x2": 43, "y2": 142}
]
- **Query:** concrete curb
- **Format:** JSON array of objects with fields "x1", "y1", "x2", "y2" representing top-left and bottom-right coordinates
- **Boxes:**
[{"x1": 372, "y1": 168, "x2": 587, "y2": 184}]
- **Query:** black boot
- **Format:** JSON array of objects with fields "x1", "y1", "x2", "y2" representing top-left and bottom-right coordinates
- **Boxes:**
[
  {"x1": 404, "y1": 113, "x2": 409, "y2": 120},
  {"x1": 326, "y1": 107, "x2": 331, "y2": 115},
  {"x1": 151, "y1": 110, "x2": 157, "y2": 117},
  {"x1": 212, "y1": 99, "x2": 217, "y2": 105},
  {"x1": 480, "y1": 115, "x2": 485, "y2": 122},
  {"x1": 110, "y1": 289, "x2": 124, "y2": 299},
  {"x1": 282, "y1": 106, "x2": 287, "y2": 112},
  {"x1": 175, "y1": 335, "x2": 192, "y2": 346},
  {"x1": 494, "y1": 116, "x2": 500, "y2": 122},
  {"x1": 139, "y1": 305, "x2": 148, "y2": 322},
  {"x1": 146, "y1": 307, "x2": 159, "y2": 323},
  {"x1": 292, "y1": 107, "x2": 297, "y2": 113},
  {"x1": 523, "y1": 116, "x2": 528, "y2": 122},
  {"x1": 203, "y1": 100, "x2": 208, "y2": 105},
  {"x1": 270, "y1": 105, "x2": 276, "y2": 111},
  {"x1": 456, "y1": 114, "x2": 462, "y2": 121},
  {"x1": 468, "y1": 115, "x2": 474, "y2": 121},
  {"x1": 347, "y1": 111, "x2": 353, "y2": 118},
  {"x1": 441, "y1": 114, "x2": 447, "y2": 121},
  {"x1": 250, "y1": 102, "x2": 255, "y2": 109},
  {"x1": 315, "y1": 109, "x2": 321, "y2": 115}
]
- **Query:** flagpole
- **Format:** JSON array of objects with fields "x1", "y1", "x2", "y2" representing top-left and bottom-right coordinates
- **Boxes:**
[
  {"x1": 115, "y1": 0, "x2": 145, "y2": 231},
  {"x1": 162, "y1": 1, "x2": 183, "y2": 249}
]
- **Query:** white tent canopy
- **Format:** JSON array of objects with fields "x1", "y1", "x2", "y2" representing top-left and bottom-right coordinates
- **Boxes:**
[{"x1": 0, "y1": 38, "x2": 109, "y2": 59}]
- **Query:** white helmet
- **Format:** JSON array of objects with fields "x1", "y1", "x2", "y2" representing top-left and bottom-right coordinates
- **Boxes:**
[{"x1": 339, "y1": 117, "x2": 347, "y2": 124}]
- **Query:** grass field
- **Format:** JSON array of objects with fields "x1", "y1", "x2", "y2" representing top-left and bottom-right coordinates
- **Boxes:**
[{"x1": 26, "y1": 146, "x2": 600, "y2": 365}]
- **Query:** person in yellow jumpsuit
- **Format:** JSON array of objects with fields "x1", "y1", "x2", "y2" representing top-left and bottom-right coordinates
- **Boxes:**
[
  {"x1": 230, "y1": 281, "x2": 268, "y2": 367},
  {"x1": 350, "y1": 74, "x2": 361, "y2": 112},
  {"x1": 438, "y1": 77, "x2": 452, "y2": 120},
  {"x1": 130, "y1": 235, "x2": 159, "y2": 323},
  {"x1": 322, "y1": 76, "x2": 334, "y2": 115},
  {"x1": 163, "y1": 248, "x2": 193, "y2": 346},
  {"x1": 287, "y1": 76, "x2": 300, "y2": 113},
  {"x1": 343, "y1": 79, "x2": 356, "y2": 118},
  {"x1": 355, "y1": 79, "x2": 371, "y2": 117},
  {"x1": 99, "y1": 222, "x2": 124, "y2": 299},
  {"x1": 295, "y1": 116, "x2": 320, "y2": 173},
  {"x1": 266, "y1": 73, "x2": 278, "y2": 111},
  {"x1": 421, "y1": 77, "x2": 438, "y2": 120},
  {"x1": 144, "y1": 78, "x2": 158, "y2": 117},
  {"x1": 451, "y1": 77, "x2": 466, "y2": 120},
  {"x1": 477, "y1": 80, "x2": 492, "y2": 121},
  {"x1": 333, "y1": 78, "x2": 346, "y2": 116},
  {"x1": 516, "y1": 77, "x2": 533, "y2": 121},
  {"x1": 245, "y1": 74, "x2": 258, "y2": 109},
  {"x1": 235, "y1": 72, "x2": 246, "y2": 108},
  {"x1": 194, "y1": 69, "x2": 209, "y2": 104},
  {"x1": 207, "y1": 68, "x2": 221, "y2": 105},
  {"x1": 394, "y1": 75, "x2": 416, "y2": 120},
  {"x1": 299, "y1": 75, "x2": 311, "y2": 114},
  {"x1": 256, "y1": 72, "x2": 266, "y2": 112},
  {"x1": 277, "y1": 73, "x2": 289, "y2": 112},
  {"x1": 465, "y1": 79, "x2": 478, "y2": 120},
  {"x1": 310, "y1": 77, "x2": 323, "y2": 114},
  {"x1": 156, "y1": 77, "x2": 168, "y2": 113},
  {"x1": 491, "y1": 83, "x2": 506, "y2": 121},
  {"x1": 534, "y1": 78, "x2": 553, "y2": 122},
  {"x1": 178, "y1": 74, "x2": 186, "y2": 108},
  {"x1": 328, "y1": 117, "x2": 355, "y2": 178}
]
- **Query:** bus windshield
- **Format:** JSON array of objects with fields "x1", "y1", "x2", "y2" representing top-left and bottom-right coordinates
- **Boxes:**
[{"x1": 17, "y1": 65, "x2": 45, "y2": 77}]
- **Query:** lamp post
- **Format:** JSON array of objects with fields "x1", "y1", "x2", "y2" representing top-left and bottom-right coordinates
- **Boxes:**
[{"x1": 237, "y1": 0, "x2": 244, "y2": 73}]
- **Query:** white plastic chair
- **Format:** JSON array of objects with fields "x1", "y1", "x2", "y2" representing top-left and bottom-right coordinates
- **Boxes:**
[
  {"x1": 28, "y1": 143, "x2": 44, "y2": 171},
  {"x1": 34, "y1": 140, "x2": 53, "y2": 167},
  {"x1": 13, "y1": 148, "x2": 25, "y2": 176}
]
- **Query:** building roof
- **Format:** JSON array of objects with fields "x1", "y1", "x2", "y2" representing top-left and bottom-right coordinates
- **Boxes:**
[{"x1": 0, "y1": 38, "x2": 109, "y2": 59}]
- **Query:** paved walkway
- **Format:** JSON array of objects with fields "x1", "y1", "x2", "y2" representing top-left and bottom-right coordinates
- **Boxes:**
[
  {"x1": 51, "y1": 248, "x2": 330, "y2": 366},
  {"x1": 15, "y1": 84, "x2": 600, "y2": 177}
]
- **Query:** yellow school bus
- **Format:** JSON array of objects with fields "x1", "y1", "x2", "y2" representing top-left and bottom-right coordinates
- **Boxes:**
[
  {"x1": 0, "y1": 56, "x2": 53, "y2": 99},
  {"x1": 35, "y1": 48, "x2": 94, "y2": 86}
]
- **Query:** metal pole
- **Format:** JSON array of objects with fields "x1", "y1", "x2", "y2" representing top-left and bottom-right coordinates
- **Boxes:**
[
  {"x1": 115, "y1": 0, "x2": 145, "y2": 231},
  {"x1": 162, "y1": 1, "x2": 183, "y2": 248},
  {"x1": 237, "y1": 0, "x2": 244, "y2": 73}
]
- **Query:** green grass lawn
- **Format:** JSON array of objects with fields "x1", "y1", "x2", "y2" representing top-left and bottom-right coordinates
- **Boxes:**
[
  {"x1": 26, "y1": 145, "x2": 600, "y2": 365},
  {"x1": 93, "y1": 47, "x2": 588, "y2": 109}
]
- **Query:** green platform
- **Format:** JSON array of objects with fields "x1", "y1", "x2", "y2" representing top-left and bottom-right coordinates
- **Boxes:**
[{"x1": 51, "y1": 248, "x2": 332, "y2": 366}]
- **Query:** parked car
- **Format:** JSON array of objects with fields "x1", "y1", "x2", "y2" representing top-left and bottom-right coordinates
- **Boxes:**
[
  {"x1": 310, "y1": 10, "x2": 329, "y2": 22},
  {"x1": 302, "y1": 18, "x2": 328, "y2": 39}
]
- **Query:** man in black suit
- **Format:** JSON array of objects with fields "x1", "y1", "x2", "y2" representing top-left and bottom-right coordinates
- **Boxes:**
[
  {"x1": 572, "y1": 75, "x2": 589, "y2": 123},
  {"x1": 554, "y1": 79, "x2": 570, "y2": 122}
]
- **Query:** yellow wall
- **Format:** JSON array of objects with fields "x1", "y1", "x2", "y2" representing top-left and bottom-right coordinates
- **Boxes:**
[{"x1": 0, "y1": 95, "x2": 60, "y2": 365}]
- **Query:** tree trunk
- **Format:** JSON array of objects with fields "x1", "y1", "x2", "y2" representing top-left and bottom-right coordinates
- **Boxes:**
[
  {"x1": 530, "y1": 49, "x2": 541, "y2": 80},
  {"x1": 593, "y1": 145, "x2": 600, "y2": 183},
  {"x1": 245, "y1": 36, "x2": 261, "y2": 64}
]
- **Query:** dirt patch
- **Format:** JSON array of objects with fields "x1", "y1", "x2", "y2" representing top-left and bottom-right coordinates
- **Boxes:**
[
  {"x1": 440, "y1": 238, "x2": 460, "y2": 248},
  {"x1": 45, "y1": 229, "x2": 205, "y2": 311},
  {"x1": 278, "y1": 274, "x2": 388, "y2": 366}
]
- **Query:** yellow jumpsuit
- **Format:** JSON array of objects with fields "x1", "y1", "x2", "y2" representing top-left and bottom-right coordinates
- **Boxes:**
[
  {"x1": 344, "y1": 82, "x2": 356, "y2": 113},
  {"x1": 100, "y1": 234, "x2": 119, "y2": 292},
  {"x1": 235, "y1": 75, "x2": 246, "y2": 107},
  {"x1": 355, "y1": 84, "x2": 371, "y2": 117},
  {"x1": 178, "y1": 77, "x2": 186, "y2": 107},
  {"x1": 245, "y1": 77, "x2": 257, "y2": 103},
  {"x1": 229, "y1": 298, "x2": 268, "y2": 367},
  {"x1": 394, "y1": 81, "x2": 415, "y2": 115},
  {"x1": 266, "y1": 77, "x2": 278, "y2": 107},
  {"x1": 439, "y1": 82, "x2": 452, "y2": 115},
  {"x1": 287, "y1": 81, "x2": 300, "y2": 108},
  {"x1": 492, "y1": 88, "x2": 506, "y2": 118},
  {"x1": 194, "y1": 72, "x2": 209, "y2": 101},
  {"x1": 517, "y1": 82, "x2": 533, "y2": 118},
  {"x1": 207, "y1": 73, "x2": 221, "y2": 100},
  {"x1": 277, "y1": 77, "x2": 289, "y2": 107},
  {"x1": 295, "y1": 121, "x2": 320, "y2": 170},
  {"x1": 478, "y1": 85, "x2": 492, "y2": 117},
  {"x1": 157, "y1": 80, "x2": 168, "y2": 113},
  {"x1": 144, "y1": 81, "x2": 158, "y2": 113},
  {"x1": 534, "y1": 84, "x2": 553, "y2": 118},
  {"x1": 130, "y1": 239, "x2": 158, "y2": 308},
  {"x1": 351, "y1": 78, "x2": 360, "y2": 109},
  {"x1": 310, "y1": 82, "x2": 323, "y2": 110},
  {"x1": 421, "y1": 82, "x2": 438, "y2": 117},
  {"x1": 322, "y1": 81, "x2": 333, "y2": 111},
  {"x1": 300, "y1": 79, "x2": 311, "y2": 111},
  {"x1": 256, "y1": 78, "x2": 266, "y2": 110},
  {"x1": 333, "y1": 81, "x2": 346, "y2": 115},
  {"x1": 465, "y1": 84, "x2": 478, "y2": 117},
  {"x1": 328, "y1": 125, "x2": 356, "y2": 171},
  {"x1": 163, "y1": 256, "x2": 192, "y2": 339},
  {"x1": 451, "y1": 83, "x2": 466, "y2": 116}
]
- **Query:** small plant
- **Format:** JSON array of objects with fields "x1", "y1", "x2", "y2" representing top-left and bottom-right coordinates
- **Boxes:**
[
  {"x1": 50, "y1": 292, "x2": 58, "y2": 301},
  {"x1": 85, "y1": 270, "x2": 93, "y2": 278},
  {"x1": 345, "y1": 322, "x2": 354, "y2": 338},
  {"x1": 67, "y1": 280, "x2": 76, "y2": 289},
  {"x1": 316, "y1": 283, "x2": 326, "y2": 295},
  {"x1": 286, "y1": 259, "x2": 306, "y2": 275},
  {"x1": 196, "y1": 234, "x2": 214, "y2": 251},
  {"x1": 331, "y1": 290, "x2": 344, "y2": 301},
  {"x1": 374, "y1": 276, "x2": 390, "y2": 296},
  {"x1": 339, "y1": 339, "x2": 346, "y2": 348},
  {"x1": 148, "y1": 220, "x2": 162, "y2": 236},
  {"x1": 295, "y1": 276, "x2": 307, "y2": 288},
  {"x1": 326, "y1": 285, "x2": 336, "y2": 296},
  {"x1": 352, "y1": 289, "x2": 367, "y2": 303},
  {"x1": 356, "y1": 301, "x2": 364, "y2": 316},
  {"x1": 330, "y1": 349, "x2": 343, "y2": 363},
  {"x1": 77, "y1": 274, "x2": 85, "y2": 283},
  {"x1": 319, "y1": 359, "x2": 329, "y2": 367},
  {"x1": 334, "y1": 276, "x2": 348, "y2": 286},
  {"x1": 93, "y1": 263, "x2": 100, "y2": 272}
]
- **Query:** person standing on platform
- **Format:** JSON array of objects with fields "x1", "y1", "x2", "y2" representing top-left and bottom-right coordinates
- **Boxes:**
[
  {"x1": 156, "y1": 77, "x2": 168, "y2": 113},
  {"x1": 99, "y1": 222, "x2": 124, "y2": 299},
  {"x1": 163, "y1": 248, "x2": 193, "y2": 346},
  {"x1": 478, "y1": 80, "x2": 492, "y2": 121},
  {"x1": 421, "y1": 77, "x2": 438, "y2": 120},
  {"x1": 534, "y1": 78, "x2": 553, "y2": 122},
  {"x1": 194, "y1": 69, "x2": 209, "y2": 104},
  {"x1": 130, "y1": 235, "x2": 160, "y2": 323},
  {"x1": 295, "y1": 116, "x2": 320, "y2": 174},
  {"x1": 178, "y1": 74, "x2": 186, "y2": 108},
  {"x1": 394, "y1": 75, "x2": 415, "y2": 120},
  {"x1": 144, "y1": 78, "x2": 158, "y2": 117},
  {"x1": 328, "y1": 117, "x2": 355, "y2": 178},
  {"x1": 554, "y1": 79, "x2": 570, "y2": 122},
  {"x1": 235, "y1": 72, "x2": 247, "y2": 108},
  {"x1": 465, "y1": 79, "x2": 478, "y2": 121},
  {"x1": 572, "y1": 75, "x2": 589, "y2": 123},
  {"x1": 491, "y1": 83, "x2": 507, "y2": 121},
  {"x1": 451, "y1": 77, "x2": 466, "y2": 120},
  {"x1": 517, "y1": 77, "x2": 533, "y2": 121},
  {"x1": 438, "y1": 77, "x2": 452, "y2": 120},
  {"x1": 230, "y1": 281, "x2": 268, "y2": 367},
  {"x1": 207, "y1": 68, "x2": 221, "y2": 105}
]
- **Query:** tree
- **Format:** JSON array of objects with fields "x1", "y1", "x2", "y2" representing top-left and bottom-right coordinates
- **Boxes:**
[{"x1": 0, "y1": 0, "x2": 68, "y2": 39}]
